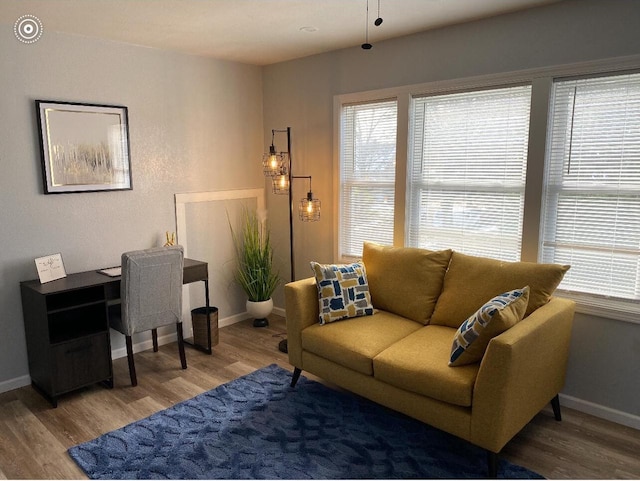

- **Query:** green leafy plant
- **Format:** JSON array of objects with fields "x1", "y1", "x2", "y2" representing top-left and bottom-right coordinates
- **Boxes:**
[{"x1": 229, "y1": 208, "x2": 280, "y2": 302}]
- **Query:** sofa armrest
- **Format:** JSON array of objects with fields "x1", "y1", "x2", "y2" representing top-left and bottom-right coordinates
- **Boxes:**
[
  {"x1": 284, "y1": 277, "x2": 319, "y2": 367},
  {"x1": 471, "y1": 297, "x2": 575, "y2": 452}
]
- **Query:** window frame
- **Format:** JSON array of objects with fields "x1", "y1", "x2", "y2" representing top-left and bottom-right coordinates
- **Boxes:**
[
  {"x1": 333, "y1": 55, "x2": 640, "y2": 324},
  {"x1": 406, "y1": 83, "x2": 533, "y2": 262},
  {"x1": 539, "y1": 70, "x2": 640, "y2": 322},
  {"x1": 338, "y1": 98, "x2": 399, "y2": 261}
]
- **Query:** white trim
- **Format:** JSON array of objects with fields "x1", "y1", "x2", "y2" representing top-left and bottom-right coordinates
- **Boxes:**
[
  {"x1": 0, "y1": 374, "x2": 31, "y2": 393},
  {"x1": 557, "y1": 292, "x2": 640, "y2": 325},
  {"x1": 174, "y1": 188, "x2": 266, "y2": 258},
  {"x1": 334, "y1": 54, "x2": 640, "y2": 106},
  {"x1": 110, "y1": 312, "x2": 247, "y2": 360},
  {"x1": 110, "y1": 331, "x2": 179, "y2": 359},
  {"x1": 560, "y1": 393, "x2": 640, "y2": 431},
  {"x1": 174, "y1": 188, "x2": 266, "y2": 333}
]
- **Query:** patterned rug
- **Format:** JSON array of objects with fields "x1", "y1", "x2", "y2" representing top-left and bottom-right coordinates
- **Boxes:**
[{"x1": 68, "y1": 364, "x2": 543, "y2": 479}]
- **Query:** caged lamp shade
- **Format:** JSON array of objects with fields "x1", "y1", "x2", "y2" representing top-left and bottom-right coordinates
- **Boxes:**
[
  {"x1": 272, "y1": 171, "x2": 290, "y2": 195},
  {"x1": 262, "y1": 145, "x2": 289, "y2": 177},
  {"x1": 299, "y1": 192, "x2": 321, "y2": 222}
]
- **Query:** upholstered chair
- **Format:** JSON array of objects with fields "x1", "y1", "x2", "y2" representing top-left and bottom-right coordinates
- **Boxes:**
[{"x1": 109, "y1": 245, "x2": 187, "y2": 386}]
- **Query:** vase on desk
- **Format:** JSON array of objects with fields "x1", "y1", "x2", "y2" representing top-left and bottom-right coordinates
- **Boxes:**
[{"x1": 246, "y1": 298, "x2": 273, "y2": 327}]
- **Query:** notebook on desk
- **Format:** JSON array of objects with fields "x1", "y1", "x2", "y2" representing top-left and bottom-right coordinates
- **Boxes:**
[{"x1": 97, "y1": 266, "x2": 121, "y2": 277}]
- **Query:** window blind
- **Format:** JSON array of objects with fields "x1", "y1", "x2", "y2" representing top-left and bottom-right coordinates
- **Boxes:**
[
  {"x1": 407, "y1": 85, "x2": 531, "y2": 261},
  {"x1": 541, "y1": 72, "x2": 640, "y2": 308},
  {"x1": 340, "y1": 100, "x2": 397, "y2": 259}
]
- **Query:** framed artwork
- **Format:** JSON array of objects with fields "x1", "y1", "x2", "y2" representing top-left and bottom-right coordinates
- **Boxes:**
[{"x1": 35, "y1": 100, "x2": 132, "y2": 194}]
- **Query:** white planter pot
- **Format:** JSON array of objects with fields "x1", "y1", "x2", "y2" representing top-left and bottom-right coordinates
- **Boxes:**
[{"x1": 246, "y1": 298, "x2": 273, "y2": 327}]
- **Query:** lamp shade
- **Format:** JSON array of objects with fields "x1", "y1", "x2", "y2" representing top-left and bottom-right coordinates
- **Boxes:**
[
  {"x1": 263, "y1": 147, "x2": 288, "y2": 177},
  {"x1": 272, "y1": 172, "x2": 290, "y2": 195},
  {"x1": 299, "y1": 194, "x2": 321, "y2": 222}
]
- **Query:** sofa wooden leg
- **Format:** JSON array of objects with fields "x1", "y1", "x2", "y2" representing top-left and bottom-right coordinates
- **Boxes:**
[
  {"x1": 551, "y1": 394, "x2": 562, "y2": 421},
  {"x1": 487, "y1": 451, "x2": 498, "y2": 478},
  {"x1": 291, "y1": 367, "x2": 302, "y2": 387}
]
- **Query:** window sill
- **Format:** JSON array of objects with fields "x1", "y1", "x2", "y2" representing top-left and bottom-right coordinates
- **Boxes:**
[{"x1": 556, "y1": 290, "x2": 640, "y2": 325}]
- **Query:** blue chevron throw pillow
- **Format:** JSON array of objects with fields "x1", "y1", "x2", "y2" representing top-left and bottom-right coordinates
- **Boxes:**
[{"x1": 449, "y1": 286, "x2": 530, "y2": 367}]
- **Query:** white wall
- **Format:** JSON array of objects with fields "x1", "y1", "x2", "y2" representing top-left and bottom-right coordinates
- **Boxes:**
[
  {"x1": 0, "y1": 28, "x2": 263, "y2": 390},
  {"x1": 262, "y1": 0, "x2": 640, "y2": 426}
]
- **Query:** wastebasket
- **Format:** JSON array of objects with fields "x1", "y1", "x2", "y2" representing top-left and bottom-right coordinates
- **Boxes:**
[{"x1": 191, "y1": 306, "x2": 219, "y2": 349}]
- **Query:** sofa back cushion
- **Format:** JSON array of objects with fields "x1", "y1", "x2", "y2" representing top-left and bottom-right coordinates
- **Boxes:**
[
  {"x1": 362, "y1": 242, "x2": 452, "y2": 325},
  {"x1": 430, "y1": 252, "x2": 569, "y2": 328}
]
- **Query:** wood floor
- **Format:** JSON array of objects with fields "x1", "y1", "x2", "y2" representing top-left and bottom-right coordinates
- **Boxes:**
[{"x1": 0, "y1": 314, "x2": 638, "y2": 479}]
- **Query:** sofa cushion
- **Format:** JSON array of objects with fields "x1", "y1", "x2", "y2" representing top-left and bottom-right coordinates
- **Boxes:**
[
  {"x1": 373, "y1": 325, "x2": 479, "y2": 407},
  {"x1": 310, "y1": 261, "x2": 374, "y2": 324},
  {"x1": 449, "y1": 286, "x2": 529, "y2": 367},
  {"x1": 430, "y1": 252, "x2": 569, "y2": 329},
  {"x1": 362, "y1": 242, "x2": 452, "y2": 325},
  {"x1": 301, "y1": 311, "x2": 422, "y2": 376}
]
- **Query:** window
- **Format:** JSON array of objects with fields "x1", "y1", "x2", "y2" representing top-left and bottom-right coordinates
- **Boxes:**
[
  {"x1": 407, "y1": 85, "x2": 532, "y2": 261},
  {"x1": 340, "y1": 100, "x2": 397, "y2": 259},
  {"x1": 541, "y1": 72, "x2": 640, "y2": 312}
]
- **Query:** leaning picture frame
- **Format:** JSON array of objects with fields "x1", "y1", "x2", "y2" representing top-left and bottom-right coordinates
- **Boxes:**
[
  {"x1": 34, "y1": 253, "x2": 67, "y2": 283},
  {"x1": 35, "y1": 100, "x2": 132, "y2": 194}
]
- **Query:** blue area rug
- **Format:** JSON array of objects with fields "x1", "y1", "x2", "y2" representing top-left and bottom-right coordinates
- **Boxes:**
[{"x1": 68, "y1": 364, "x2": 543, "y2": 479}]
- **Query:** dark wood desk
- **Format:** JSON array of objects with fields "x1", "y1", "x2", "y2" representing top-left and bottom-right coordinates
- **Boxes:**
[{"x1": 20, "y1": 258, "x2": 211, "y2": 407}]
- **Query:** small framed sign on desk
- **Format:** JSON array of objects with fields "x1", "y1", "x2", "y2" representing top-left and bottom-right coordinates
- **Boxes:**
[{"x1": 35, "y1": 253, "x2": 67, "y2": 283}]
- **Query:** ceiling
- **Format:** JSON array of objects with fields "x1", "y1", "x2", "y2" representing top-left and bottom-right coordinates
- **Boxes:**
[{"x1": 2, "y1": 0, "x2": 564, "y2": 65}]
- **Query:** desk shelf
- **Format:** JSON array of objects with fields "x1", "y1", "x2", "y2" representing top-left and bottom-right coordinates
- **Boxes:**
[{"x1": 21, "y1": 277, "x2": 113, "y2": 407}]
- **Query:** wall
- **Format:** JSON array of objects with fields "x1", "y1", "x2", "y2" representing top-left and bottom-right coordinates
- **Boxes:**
[
  {"x1": 262, "y1": 0, "x2": 640, "y2": 426},
  {"x1": 0, "y1": 28, "x2": 263, "y2": 390}
]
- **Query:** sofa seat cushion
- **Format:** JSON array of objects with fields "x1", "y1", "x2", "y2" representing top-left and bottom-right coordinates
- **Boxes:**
[
  {"x1": 373, "y1": 326, "x2": 479, "y2": 407},
  {"x1": 301, "y1": 311, "x2": 422, "y2": 376}
]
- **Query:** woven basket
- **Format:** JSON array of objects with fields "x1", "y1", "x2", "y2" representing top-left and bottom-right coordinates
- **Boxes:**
[{"x1": 191, "y1": 306, "x2": 219, "y2": 348}]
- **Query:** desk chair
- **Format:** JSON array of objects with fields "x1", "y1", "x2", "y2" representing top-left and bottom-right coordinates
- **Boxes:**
[{"x1": 109, "y1": 245, "x2": 187, "y2": 386}]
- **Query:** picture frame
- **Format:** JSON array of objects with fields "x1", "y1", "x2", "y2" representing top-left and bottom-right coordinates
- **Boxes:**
[
  {"x1": 34, "y1": 253, "x2": 67, "y2": 283},
  {"x1": 35, "y1": 100, "x2": 132, "y2": 194}
]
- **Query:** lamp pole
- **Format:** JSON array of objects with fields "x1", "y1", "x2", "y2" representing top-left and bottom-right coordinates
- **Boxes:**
[
  {"x1": 266, "y1": 127, "x2": 320, "y2": 352},
  {"x1": 286, "y1": 127, "x2": 295, "y2": 284}
]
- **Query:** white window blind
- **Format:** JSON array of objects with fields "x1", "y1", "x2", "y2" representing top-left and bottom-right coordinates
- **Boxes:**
[
  {"x1": 407, "y1": 85, "x2": 531, "y2": 261},
  {"x1": 340, "y1": 100, "x2": 397, "y2": 259},
  {"x1": 541, "y1": 72, "x2": 640, "y2": 312}
]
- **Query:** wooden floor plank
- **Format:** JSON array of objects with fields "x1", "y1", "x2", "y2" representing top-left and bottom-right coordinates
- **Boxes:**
[{"x1": 0, "y1": 314, "x2": 638, "y2": 479}]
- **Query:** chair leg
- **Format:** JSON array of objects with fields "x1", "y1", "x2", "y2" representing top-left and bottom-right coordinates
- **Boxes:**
[
  {"x1": 487, "y1": 451, "x2": 498, "y2": 478},
  {"x1": 125, "y1": 335, "x2": 137, "y2": 387},
  {"x1": 551, "y1": 394, "x2": 562, "y2": 421},
  {"x1": 176, "y1": 322, "x2": 187, "y2": 370},
  {"x1": 152, "y1": 329, "x2": 159, "y2": 352},
  {"x1": 291, "y1": 367, "x2": 302, "y2": 388}
]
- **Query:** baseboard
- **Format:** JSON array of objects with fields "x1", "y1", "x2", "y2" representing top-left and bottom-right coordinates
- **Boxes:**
[
  {"x1": 110, "y1": 332, "x2": 178, "y2": 359},
  {"x1": 273, "y1": 306, "x2": 285, "y2": 318},
  {"x1": 0, "y1": 374, "x2": 31, "y2": 393},
  {"x1": 559, "y1": 393, "x2": 640, "y2": 430},
  {"x1": 110, "y1": 311, "x2": 250, "y2": 359}
]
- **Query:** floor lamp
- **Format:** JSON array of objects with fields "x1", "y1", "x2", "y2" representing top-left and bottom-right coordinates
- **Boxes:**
[{"x1": 262, "y1": 127, "x2": 321, "y2": 353}]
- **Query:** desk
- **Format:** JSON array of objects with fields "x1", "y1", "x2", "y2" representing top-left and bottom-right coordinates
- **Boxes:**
[{"x1": 20, "y1": 258, "x2": 212, "y2": 407}]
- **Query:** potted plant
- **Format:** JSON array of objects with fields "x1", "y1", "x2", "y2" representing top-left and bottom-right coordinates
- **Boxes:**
[{"x1": 230, "y1": 208, "x2": 280, "y2": 327}]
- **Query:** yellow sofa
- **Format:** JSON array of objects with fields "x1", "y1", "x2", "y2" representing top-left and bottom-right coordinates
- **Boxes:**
[{"x1": 285, "y1": 242, "x2": 575, "y2": 477}]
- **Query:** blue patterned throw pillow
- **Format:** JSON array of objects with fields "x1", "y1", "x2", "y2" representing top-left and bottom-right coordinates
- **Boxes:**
[
  {"x1": 311, "y1": 261, "x2": 374, "y2": 324},
  {"x1": 449, "y1": 286, "x2": 530, "y2": 367}
]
